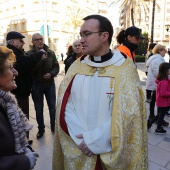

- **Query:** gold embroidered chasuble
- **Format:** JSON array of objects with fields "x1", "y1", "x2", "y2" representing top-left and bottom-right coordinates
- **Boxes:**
[{"x1": 52, "y1": 56, "x2": 148, "y2": 170}]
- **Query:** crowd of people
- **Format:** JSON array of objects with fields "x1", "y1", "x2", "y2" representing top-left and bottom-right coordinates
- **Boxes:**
[
  {"x1": 1, "y1": 13, "x2": 170, "y2": 170},
  {"x1": 0, "y1": 30, "x2": 59, "y2": 169}
]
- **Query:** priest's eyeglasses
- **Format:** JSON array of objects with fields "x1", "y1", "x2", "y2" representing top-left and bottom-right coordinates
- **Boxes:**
[{"x1": 80, "y1": 31, "x2": 103, "y2": 38}]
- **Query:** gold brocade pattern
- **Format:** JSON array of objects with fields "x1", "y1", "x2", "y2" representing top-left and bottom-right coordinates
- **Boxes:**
[
  {"x1": 110, "y1": 77, "x2": 114, "y2": 89},
  {"x1": 52, "y1": 57, "x2": 148, "y2": 170},
  {"x1": 90, "y1": 67, "x2": 106, "y2": 74},
  {"x1": 107, "y1": 78, "x2": 114, "y2": 111}
]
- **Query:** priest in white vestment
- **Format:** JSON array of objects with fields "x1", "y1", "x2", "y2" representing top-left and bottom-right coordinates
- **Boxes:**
[{"x1": 53, "y1": 14, "x2": 148, "y2": 170}]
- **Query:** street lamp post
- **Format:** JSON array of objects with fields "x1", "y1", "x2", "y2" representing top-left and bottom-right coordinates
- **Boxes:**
[{"x1": 43, "y1": 0, "x2": 48, "y2": 45}]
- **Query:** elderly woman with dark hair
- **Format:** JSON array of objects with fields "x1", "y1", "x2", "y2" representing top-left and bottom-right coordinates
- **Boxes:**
[{"x1": 0, "y1": 46, "x2": 39, "y2": 170}]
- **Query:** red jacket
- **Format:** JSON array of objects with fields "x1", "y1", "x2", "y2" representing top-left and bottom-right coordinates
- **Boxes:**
[{"x1": 156, "y1": 78, "x2": 170, "y2": 107}]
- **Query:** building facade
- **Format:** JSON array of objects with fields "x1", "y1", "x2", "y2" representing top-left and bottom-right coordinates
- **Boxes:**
[
  {"x1": 115, "y1": 0, "x2": 170, "y2": 48},
  {"x1": 0, "y1": 0, "x2": 108, "y2": 57}
]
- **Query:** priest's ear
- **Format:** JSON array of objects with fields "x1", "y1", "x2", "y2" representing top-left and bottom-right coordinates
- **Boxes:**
[{"x1": 100, "y1": 32, "x2": 109, "y2": 43}]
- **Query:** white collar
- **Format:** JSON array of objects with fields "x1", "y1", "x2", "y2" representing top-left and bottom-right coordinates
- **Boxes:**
[
  {"x1": 82, "y1": 50, "x2": 125, "y2": 67},
  {"x1": 93, "y1": 56, "x2": 101, "y2": 61}
]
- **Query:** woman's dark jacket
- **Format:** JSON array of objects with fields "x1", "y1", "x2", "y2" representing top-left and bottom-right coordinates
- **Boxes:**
[
  {"x1": 65, "y1": 53, "x2": 77, "y2": 73},
  {"x1": 0, "y1": 105, "x2": 30, "y2": 170},
  {"x1": 7, "y1": 44, "x2": 44, "y2": 97}
]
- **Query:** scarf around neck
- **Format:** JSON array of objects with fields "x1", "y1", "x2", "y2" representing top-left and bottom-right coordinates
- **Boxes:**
[
  {"x1": 0, "y1": 90, "x2": 33, "y2": 154},
  {"x1": 123, "y1": 40, "x2": 138, "y2": 52}
]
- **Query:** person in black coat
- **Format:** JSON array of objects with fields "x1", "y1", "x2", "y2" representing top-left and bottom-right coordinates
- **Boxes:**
[
  {"x1": 6, "y1": 31, "x2": 46, "y2": 143},
  {"x1": 0, "y1": 46, "x2": 39, "y2": 170},
  {"x1": 65, "y1": 39, "x2": 83, "y2": 73},
  {"x1": 64, "y1": 45, "x2": 74, "y2": 72}
]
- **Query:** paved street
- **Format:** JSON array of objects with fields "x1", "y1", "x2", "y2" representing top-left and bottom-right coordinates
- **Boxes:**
[{"x1": 29, "y1": 62, "x2": 170, "y2": 170}]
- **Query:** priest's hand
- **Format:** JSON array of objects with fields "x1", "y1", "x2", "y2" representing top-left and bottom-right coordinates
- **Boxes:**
[{"x1": 76, "y1": 134, "x2": 94, "y2": 157}]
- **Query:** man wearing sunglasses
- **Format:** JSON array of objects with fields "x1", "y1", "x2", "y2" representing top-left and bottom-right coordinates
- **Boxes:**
[
  {"x1": 6, "y1": 31, "x2": 46, "y2": 144},
  {"x1": 53, "y1": 15, "x2": 148, "y2": 169}
]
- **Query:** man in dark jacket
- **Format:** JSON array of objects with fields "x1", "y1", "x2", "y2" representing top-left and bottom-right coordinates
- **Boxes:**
[
  {"x1": 65, "y1": 39, "x2": 83, "y2": 73},
  {"x1": 6, "y1": 31, "x2": 46, "y2": 143},
  {"x1": 26, "y1": 33, "x2": 60, "y2": 139}
]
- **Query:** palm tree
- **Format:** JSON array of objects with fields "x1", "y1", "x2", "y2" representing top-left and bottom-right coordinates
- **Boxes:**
[
  {"x1": 109, "y1": 0, "x2": 150, "y2": 27},
  {"x1": 109, "y1": 0, "x2": 159, "y2": 43},
  {"x1": 62, "y1": 6, "x2": 85, "y2": 41}
]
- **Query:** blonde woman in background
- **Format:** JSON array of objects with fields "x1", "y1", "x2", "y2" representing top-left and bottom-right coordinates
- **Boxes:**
[{"x1": 146, "y1": 44, "x2": 168, "y2": 126}]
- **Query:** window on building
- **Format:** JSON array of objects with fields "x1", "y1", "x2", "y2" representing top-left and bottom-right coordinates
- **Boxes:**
[
  {"x1": 143, "y1": 27, "x2": 147, "y2": 30},
  {"x1": 21, "y1": 22, "x2": 26, "y2": 31},
  {"x1": 98, "y1": 2, "x2": 107, "y2": 8},
  {"x1": 165, "y1": 35, "x2": 169, "y2": 39},
  {"x1": 138, "y1": 18, "x2": 143, "y2": 22},
  {"x1": 52, "y1": 2, "x2": 58, "y2": 10},
  {"x1": 166, "y1": 18, "x2": 170, "y2": 22},
  {"x1": 154, "y1": 27, "x2": 160, "y2": 31},
  {"x1": 98, "y1": 10, "x2": 107, "y2": 15},
  {"x1": 167, "y1": 8, "x2": 170, "y2": 13},
  {"x1": 53, "y1": 20, "x2": 58, "y2": 29},
  {"x1": 156, "y1": 34, "x2": 160, "y2": 38},
  {"x1": 21, "y1": 4, "x2": 24, "y2": 8},
  {"x1": 33, "y1": 1, "x2": 39, "y2": 4},
  {"x1": 0, "y1": 26, "x2": 3, "y2": 33},
  {"x1": 155, "y1": 16, "x2": 161, "y2": 22},
  {"x1": 53, "y1": 38, "x2": 58, "y2": 52},
  {"x1": 13, "y1": 24, "x2": 18, "y2": 31},
  {"x1": 34, "y1": 20, "x2": 39, "y2": 23}
]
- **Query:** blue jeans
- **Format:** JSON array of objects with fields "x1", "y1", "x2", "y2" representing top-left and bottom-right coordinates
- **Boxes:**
[{"x1": 32, "y1": 82, "x2": 56, "y2": 132}]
